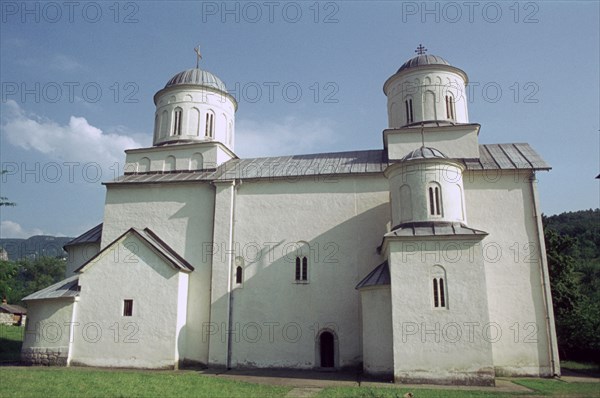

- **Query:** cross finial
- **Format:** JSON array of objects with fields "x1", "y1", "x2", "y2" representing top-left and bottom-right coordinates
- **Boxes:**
[
  {"x1": 415, "y1": 44, "x2": 427, "y2": 55},
  {"x1": 194, "y1": 45, "x2": 202, "y2": 68}
]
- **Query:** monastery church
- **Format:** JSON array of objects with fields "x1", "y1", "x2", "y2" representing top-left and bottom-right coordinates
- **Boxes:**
[{"x1": 21, "y1": 46, "x2": 560, "y2": 385}]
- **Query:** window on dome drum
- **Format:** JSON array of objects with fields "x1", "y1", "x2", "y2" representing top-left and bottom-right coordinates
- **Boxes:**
[
  {"x1": 295, "y1": 256, "x2": 308, "y2": 282},
  {"x1": 405, "y1": 98, "x2": 414, "y2": 124},
  {"x1": 205, "y1": 112, "x2": 214, "y2": 138},
  {"x1": 445, "y1": 95, "x2": 455, "y2": 120},
  {"x1": 428, "y1": 186, "x2": 441, "y2": 216},
  {"x1": 173, "y1": 108, "x2": 183, "y2": 135},
  {"x1": 123, "y1": 299, "x2": 133, "y2": 316},
  {"x1": 433, "y1": 278, "x2": 446, "y2": 308},
  {"x1": 235, "y1": 266, "x2": 243, "y2": 284}
]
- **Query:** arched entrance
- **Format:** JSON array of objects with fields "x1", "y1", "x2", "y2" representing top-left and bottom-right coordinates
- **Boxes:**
[{"x1": 319, "y1": 331, "x2": 335, "y2": 368}]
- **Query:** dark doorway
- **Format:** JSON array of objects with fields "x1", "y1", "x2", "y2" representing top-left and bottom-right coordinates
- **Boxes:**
[{"x1": 320, "y1": 331, "x2": 334, "y2": 368}]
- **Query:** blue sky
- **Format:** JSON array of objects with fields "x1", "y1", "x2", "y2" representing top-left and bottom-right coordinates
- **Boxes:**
[{"x1": 1, "y1": 1, "x2": 598, "y2": 238}]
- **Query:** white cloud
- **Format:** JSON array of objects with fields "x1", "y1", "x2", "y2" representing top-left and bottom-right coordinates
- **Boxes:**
[
  {"x1": 0, "y1": 220, "x2": 44, "y2": 239},
  {"x1": 235, "y1": 116, "x2": 339, "y2": 158},
  {"x1": 1, "y1": 100, "x2": 141, "y2": 169},
  {"x1": 50, "y1": 54, "x2": 83, "y2": 72}
]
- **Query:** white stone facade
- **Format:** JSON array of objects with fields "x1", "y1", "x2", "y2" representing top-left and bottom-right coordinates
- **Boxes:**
[{"x1": 22, "y1": 52, "x2": 559, "y2": 385}]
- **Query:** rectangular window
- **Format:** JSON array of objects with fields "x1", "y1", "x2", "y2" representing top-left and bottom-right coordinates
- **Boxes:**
[{"x1": 123, "y1": 299, "x2": 133, "y2": 316}]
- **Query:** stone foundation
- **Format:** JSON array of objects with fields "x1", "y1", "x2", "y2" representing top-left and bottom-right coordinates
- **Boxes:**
[{"x1": 21, "y1": 347, "x2": 68, "y2": 366}]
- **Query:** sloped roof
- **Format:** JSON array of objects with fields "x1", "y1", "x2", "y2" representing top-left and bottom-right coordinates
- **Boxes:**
[
  {"x1": 22, "y1": 275, "x2": 80, "y2": 301},
  {"x1": 356, "y1": 261, "x2": 390, "y2": 290},
  {"x1": 385, "y1": 222, "x2": 488, "y2": 238},
  {"x1": 0, "y1": 302, "x2": 27, "y2": 314},
  {"x1": 63, "y1": 223, "x2": 102, "y2": 249},
  {"x1": 105, "y1": 143, "x2": 550, "y2": 186},
  {"x1": 74, "y1": 228, "x2": 194, "y2": 273},
  {"x1": 465, "y1": 143, "x2": 550, "y2": 170}
]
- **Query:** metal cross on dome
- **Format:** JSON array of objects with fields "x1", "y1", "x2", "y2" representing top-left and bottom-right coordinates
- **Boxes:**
[
  {"x1": 415, "y1": 44, "x2": 427, "y2": 55},
  {"x1": 194, "y1": 45, "x2": 202, "y2": 68}
]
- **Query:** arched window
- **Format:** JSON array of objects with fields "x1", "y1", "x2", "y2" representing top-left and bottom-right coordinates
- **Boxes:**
[
  {"x1": 160, "y1": 110, "x2": 169, "y2": 137},
  {"x1": 189, "y1": 152, "x2": 204, "y2": 170},
  {"x1": 428, "y1": 183, "x2": 442, "y2": 216},
  {"x1": 235, "y1": 266, "x2": 243, "y2": 284},
  {"x1": 205, "y1": 111, "x2": 215, "y2": 138},
  {"x1": 432, "y1": 265, "x2": 447, "y2": 309},
  {"x1": 405, "y1": 98, "x2": 414, "y2": 124},
  {"x1": 190, "y1": 107, "x2": 201, "y2": 136},
  {"x1": 137, "y1": 157, "x2": 150, "y2": 173},
  {"x1": 445, "y1": 94, "x2": 455, "y2": 120},
  {"x1": 173, "y1": 107, "x2": 183, "y2": 136},
  {"x1": 295, "y1": 256, "x2": 308, "y2": 282},
  {"x1": 164, "y1": 155, "x2": 176, "y2": 172}
]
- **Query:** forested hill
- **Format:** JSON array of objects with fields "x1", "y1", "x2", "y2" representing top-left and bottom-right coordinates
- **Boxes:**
[
  {"x1": 0, "y1": 236, "x2": 73, "y2": 261},
  {"x1": 543, "y1": 208, "x2": 600, "y2": 362},
  {"x1": 544, "y1": 208, "x2": 600, "y2": 267}
]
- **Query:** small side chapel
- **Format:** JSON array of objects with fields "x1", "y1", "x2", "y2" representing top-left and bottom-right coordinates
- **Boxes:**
[{"x1": 21, "y1": 45, "x2": 560, "y2": 385}]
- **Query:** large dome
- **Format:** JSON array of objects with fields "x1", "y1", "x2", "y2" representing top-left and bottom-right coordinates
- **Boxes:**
[
  {"x1": 397, "y1": 54, "x2": 451, "y2": 73},
  {"x1": 164, "y1": 68, "x2": 228, "y2": 93}
]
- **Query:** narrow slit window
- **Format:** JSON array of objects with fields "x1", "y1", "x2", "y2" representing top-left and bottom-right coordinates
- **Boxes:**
[
  {"x1": 302, "y1": 257, "x2": 308, "y2": 281},
  {"x1": 433, "y1": 279, "x2": 439, "y2": 308},
  {"x1": 173, "y1": 108, "x2": 182, "y2": 135},
  {"x1": 429, "y1": 187, "x2": 435, "y2": 215},
  {"x1": 205, "y1": 112, "x2": 214, "y2": 138},
  {"x1": 445, "y1": 95, "x2": 455, "y2": 120},
  {"x1": 295, "y1": 257, "x2": 301, "y2": 280},
  {"x1": 235, "y1": 266, "x2": 243, "y2": 284},
  {"x1": 429, "y1": 186, "x2": 441, "y2": 216},
  {"x1": 123, "y1": 299, "x2": 133, "y2": 316},
  {"x1": 405, "y1": 99, "x2": 414, "y2": 124},
  {"x1": 439, "y1": 278, "x2": 445, "y2": 307},
  {"x1": 295, "y1": 256, "x2": 308, "y2": 282}
]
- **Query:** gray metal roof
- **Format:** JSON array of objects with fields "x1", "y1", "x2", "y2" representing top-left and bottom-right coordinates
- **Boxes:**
[
  {"x1": 105, "y1": 143, "x2": 549, "y2": 186},
  {"x1": 64, "y1": 223, "x2": 102, "y2": 249},
  {"x1": 356, "y1": 261, "x2": 390, "y2": 290},
  {"x1": 398, "y1": 54, "x2": 451, "y2": 72},
  {"x1": 23, "y1": 275, "x2": 80, "y2": 301},
  {"x1": 165, "y1": 68, "x2": 228, "y2": 93},
  {"x1": 465, "y1": 143, "x2": 550, "y2": 170},
  {"x1": 385, "y1": 222, "x2": 488, "y2": 238}
]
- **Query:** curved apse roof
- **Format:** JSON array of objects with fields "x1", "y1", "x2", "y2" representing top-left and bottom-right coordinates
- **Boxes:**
[
  {"x1": 164, "y1": 68, "x2": 228, "y2": 93},
  {"x1": 401, "y1": 146, "x2": 448, "y2": 162},
  {"x1": 397, "y1": 54, "x2": 451, "y2": 72}
]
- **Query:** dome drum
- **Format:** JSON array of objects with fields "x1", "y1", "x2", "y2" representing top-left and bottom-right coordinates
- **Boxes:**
[
  {"x1": 386, "y1": 153, "x2": 467, "y2": 227},
  {"x1": 152, "y1": 68, "x2": 237, "y2": 150}
]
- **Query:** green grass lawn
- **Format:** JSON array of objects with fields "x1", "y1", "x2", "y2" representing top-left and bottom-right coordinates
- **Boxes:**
[
  {"x1": 0, "y1": 367, "x2": 598, "y2": 398},
  {"x1": 1, "y1": 327, "x2": 598, "y2": 398},
  {"x1": 318, "y1": 379, "x2": 600, "y2": 398},
  {"x1": 0, "y1": 367, "x2": 291, "y2": 398},
  {"x1": 0, "y1": 324, "x2": 24, "y2": 362}
]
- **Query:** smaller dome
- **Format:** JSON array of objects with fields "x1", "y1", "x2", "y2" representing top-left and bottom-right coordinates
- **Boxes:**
[
  {"x1": 401, "y1": 146, "x2": 447, "y2": 162},
  {"x1": 165, "y1": 68, "x2": 228, "y2": 93},
  {"x1": 398, "y1": 54, "x2": 450, "y2": 73}
]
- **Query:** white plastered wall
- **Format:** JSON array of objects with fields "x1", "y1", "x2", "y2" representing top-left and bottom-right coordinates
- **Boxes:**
[
  {"x1": 71, "y1": 233, "x2": 187, "y2": 368},
  {"x1": 360, "y1": 286, "x2": 393, "y2": 376},
  {"x1": 464, "y1": 170, "x2": 554, "y2": 376},
  {"x1": 211, "y1": 175, "x2": 390, "y2": 369},
  {"x1": 100, "y1": 182, "x2": 215, "y2": 365}
]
